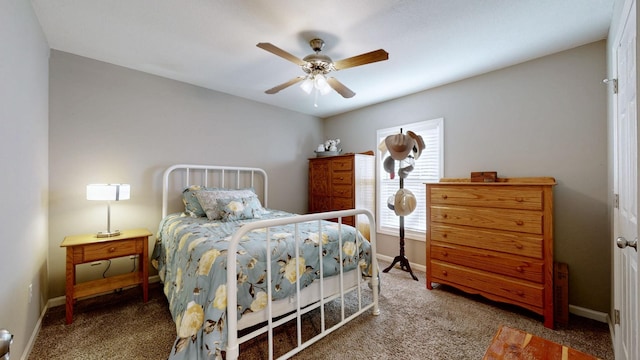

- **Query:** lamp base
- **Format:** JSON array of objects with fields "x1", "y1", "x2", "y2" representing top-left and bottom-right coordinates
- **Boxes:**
[{"x1": 96, "y1": 230, "x2": 121, "y2": 238}]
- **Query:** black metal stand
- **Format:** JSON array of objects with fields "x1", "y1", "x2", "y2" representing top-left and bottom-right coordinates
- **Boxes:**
[{"x1": 383, "y1": 174, "x2": 418, "y2": 281}]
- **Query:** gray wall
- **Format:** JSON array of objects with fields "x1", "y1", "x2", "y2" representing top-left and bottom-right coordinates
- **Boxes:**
[
  {"x1": 0, "y1": 1, "x2": 50, "y2": 359},
  {"x1": 324, "y1": 41, "x2": 610, "y2": 313},
  {"x1": 48, "y1": 50, "x2": 324, "y2": 298}
]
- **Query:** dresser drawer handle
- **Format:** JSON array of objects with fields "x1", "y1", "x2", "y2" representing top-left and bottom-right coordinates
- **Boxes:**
[
  {"x1": 443, "y1": 214, "x2": 448, "y2": 219},
  {"x1": 515, "y1": 243, "x2": 523, "y2": 249},
  {"x1": 515, "y1": 197, "x2": 524, "y2": 202},
  {"x1": 515, "y1": 290, "x2": 524, "y2": 297},
  {"x1": 442, "y1": 233, "x2": 448, "y2": 238},
  {"x1": 441, "y1": 251, "x2": 448, "y2": 257},
  {"x1": 515, "y1": 220, "x2": 524, "y2": 226},
  {"x1": 441, "y1": 194, "x2": 448, "y2": 199},
  {"x1": 441, "y1": 270, "x2": 448, "y2": 276},
  {"x1": 516, "y1": 266, "x2": 524, "y2": 272},
  {"x1": 108, "y1": 247, "x2": 116, "y2": 253}
]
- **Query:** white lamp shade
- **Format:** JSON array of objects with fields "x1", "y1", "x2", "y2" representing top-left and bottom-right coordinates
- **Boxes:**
[
  {"x1": 300, "y1": 77, "x2": 314, "y2": 94},
  {"x1": 86, "y1": 184, "x2": 130, "y2": 201}
]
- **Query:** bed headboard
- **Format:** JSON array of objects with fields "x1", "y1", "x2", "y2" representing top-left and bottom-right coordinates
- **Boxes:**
[{"x1": 162, "y1": 164, "x2": 268, "y2": 218}]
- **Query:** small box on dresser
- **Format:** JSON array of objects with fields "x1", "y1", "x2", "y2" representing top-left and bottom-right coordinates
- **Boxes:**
[{"x1": 425, "y1": 177, "x2": 556, "y2": 328}]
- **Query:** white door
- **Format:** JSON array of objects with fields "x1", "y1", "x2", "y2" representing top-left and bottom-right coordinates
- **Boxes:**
[{"x1": 614, "y1": 1, "x2": 639, "y2": 359}]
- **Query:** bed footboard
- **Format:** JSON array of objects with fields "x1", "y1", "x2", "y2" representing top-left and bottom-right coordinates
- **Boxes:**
[{"x1": 225, "y1": 209, "x2": 379, "y2": 360}]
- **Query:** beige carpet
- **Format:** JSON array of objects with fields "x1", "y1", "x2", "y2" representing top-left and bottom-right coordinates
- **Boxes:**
[{"x1": 28, "y1": 263, "x2": 613, "y2": 359}]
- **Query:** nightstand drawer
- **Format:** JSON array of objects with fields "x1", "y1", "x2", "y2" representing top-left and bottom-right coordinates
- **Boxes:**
[{"x1": 72, "y1": 238, "x2": 142, "y2": 263}]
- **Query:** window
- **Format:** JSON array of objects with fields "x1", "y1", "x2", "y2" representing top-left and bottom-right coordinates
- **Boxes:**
[{"x1": 376, "y1": 118, "x2": 444, "y2": 240}]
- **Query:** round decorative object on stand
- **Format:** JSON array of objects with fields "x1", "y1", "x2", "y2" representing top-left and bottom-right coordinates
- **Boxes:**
[{"x1": 381, "y1": 127, "x2": 425, "y2": 281}]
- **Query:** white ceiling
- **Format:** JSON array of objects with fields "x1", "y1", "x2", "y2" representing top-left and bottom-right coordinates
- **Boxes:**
[{"x1": 31, "y1": 0, "x2": 614, "y2": 118}]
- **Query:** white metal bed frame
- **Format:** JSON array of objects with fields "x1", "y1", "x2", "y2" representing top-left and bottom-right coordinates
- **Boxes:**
[{"x1": 161, "y1": 164, "x2": 380, "y2": 360}]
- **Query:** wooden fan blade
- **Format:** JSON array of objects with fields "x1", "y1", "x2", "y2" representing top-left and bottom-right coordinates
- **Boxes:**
[
  {"x1": 333, "y1": 49, "x2": 389, "y2": 70},
  {"x1": 327, "y1": 77, "x2": 355, "y2": 98},
  {"x1": 265, "y1": 76, "x2": 305, "y2": 94},
  {"x1": 257, "y1": 43, "x2": 306, "y2": 66}
]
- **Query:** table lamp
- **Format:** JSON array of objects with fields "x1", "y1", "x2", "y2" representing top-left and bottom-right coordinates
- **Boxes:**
[{"x1": 86, "y1": 184, "x2": 130, "y2": 237}]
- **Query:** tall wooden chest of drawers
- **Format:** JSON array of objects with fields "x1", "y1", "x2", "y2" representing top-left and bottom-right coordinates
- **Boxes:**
[
  {"x1": 309, "y1": 154, "x2": 375, "y2": 239},
  {"x1": 426, "y1": 177, "x2": 556, "y2": 328}
]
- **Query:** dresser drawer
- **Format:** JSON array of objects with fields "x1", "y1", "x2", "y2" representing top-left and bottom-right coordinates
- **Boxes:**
[
  {"x1": 332, "y1": 184, "x2": 353, "y2": 198},
  {"x1": 430, "y1": 186, "x2": 543, "y2": 211},
  {"x1": 72, "y1": 238, "x2": 143, "y2": 263},
  {"x1": 430, "y1": 205, "x2": 543, "y2": 234},
  {"x1": 430, "y1": 261, "x2": 543, "y2": 308},
  {"x1": 332, "y1": 171, "x2": 352, "y2": 185},
  {"x1": 332, "y1": 158, "x2": 353, "y2": 171},
  {"x1": 332, "y1": 197, "x2": 354, "y2": 210},
  {"x1": 430, "y1": 223, "x2": 543, "y2": 258},
  {"x1": 430, "y1": 243, "x2": 544, "y2": 282}
]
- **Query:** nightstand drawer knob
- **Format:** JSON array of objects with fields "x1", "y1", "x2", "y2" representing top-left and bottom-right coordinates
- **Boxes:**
[
  {"x1": 441, "y1": 270, "x2": 448, "y2": 276},
  {"x1": 515, "y1": 220, "x2": 524, "y2": 226},
  {"x1": 516, "y1": 266, "x2": 524, "y2": 272},
  {"x1": 109, "y1": 247, "x2": 116, "y2": 253},
  {"x1": 442, "y1": 194, "x2": 448, "y2": 199}
]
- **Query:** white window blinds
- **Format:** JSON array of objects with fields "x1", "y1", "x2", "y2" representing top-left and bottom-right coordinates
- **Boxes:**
[{"x1": 376, "y1": 118, "x2": 444, "y2": 239}]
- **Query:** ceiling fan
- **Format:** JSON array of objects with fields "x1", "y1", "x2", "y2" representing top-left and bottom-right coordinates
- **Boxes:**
[{"x1": 257, "y1": 38, "x2": 389, "y2": 98}]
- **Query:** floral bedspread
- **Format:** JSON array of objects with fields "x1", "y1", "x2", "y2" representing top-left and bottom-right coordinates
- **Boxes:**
[{"x1": 151, "y1": 209, "x2": 373, "y2": 360}]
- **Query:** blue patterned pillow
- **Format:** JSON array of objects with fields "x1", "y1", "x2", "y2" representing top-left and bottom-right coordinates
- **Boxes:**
[
  {"x1": 182, "y1": 185, "x2": 210, "y2": 217},
  {"x1": 195, "y1": 189, "x2": 260, "y2": 220},
  {"x1": 215, "y1": 195, "x2": 264, "y2": 221}
]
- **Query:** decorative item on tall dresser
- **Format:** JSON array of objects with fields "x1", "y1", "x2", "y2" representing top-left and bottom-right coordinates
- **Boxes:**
[
  {"x1": 380, "y1": 129, "x2": 425, "y2": 281},
  {"x1": 426, "y1": 177, "x2": 556, "y2": 328},
  {"x1": 86, "y1": 183, "x2": 130, "y2": 237},
  {"x1": 314, "y1": 138, "x2": 342, "y2": 157}
]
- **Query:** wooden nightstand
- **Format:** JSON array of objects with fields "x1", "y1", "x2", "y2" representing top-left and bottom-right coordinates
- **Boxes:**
[{"x1": 60, "y1": 228, "x2": 152, "y2": 324}]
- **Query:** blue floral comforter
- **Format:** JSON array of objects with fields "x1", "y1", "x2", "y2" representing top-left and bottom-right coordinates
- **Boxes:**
[{"x1": 151, "y1": 209, "x2": 373, "y2": 359}]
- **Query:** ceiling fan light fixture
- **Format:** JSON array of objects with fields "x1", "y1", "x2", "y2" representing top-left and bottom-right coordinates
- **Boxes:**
[
  {"x1": 314, "y1": 74, "x2": 331, "y2": 94},
  {"x1": 258, "y1": 38, "x2": 388, "y2": 100},
  {"x1": 300, "y1": 77, "x2": 314, "y2": 94}
]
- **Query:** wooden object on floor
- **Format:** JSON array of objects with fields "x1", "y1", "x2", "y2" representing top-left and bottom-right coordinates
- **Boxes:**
[
  {"x1": 308, "y1": 153, "x2": 375, "y2": 239},
  {"x1": 483, "y1": 325, "x2": 601, "y2": 359},
  {"x1": 426, "y1": 177, "x2": 556, "y2": 328},
  {"x1": 60, "y1": 228, "x2": 151, "y2": 324},
  {"x1": 554, "y1": 262, "x2": 570, "y2": 327}
]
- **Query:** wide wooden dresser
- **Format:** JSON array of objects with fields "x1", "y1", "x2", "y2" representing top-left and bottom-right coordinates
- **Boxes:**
[
  {"x1": 308, "y1": 153, "x2": 375, "y2": 239},
  {"x1": 426, "y1": 177, "x2": 556, "y2": 328}
]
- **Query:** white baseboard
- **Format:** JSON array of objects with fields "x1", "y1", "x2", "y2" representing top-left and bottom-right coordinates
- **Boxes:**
[
  {"x1": 20, "y1": 303, "x2": 48, "y2": 360},
  {"x1": 569, "y1": 304, "x2": 609, "y2": 323},
  {"x1": 22, "y1": 275, "x2": 162, "y2": 360}
]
